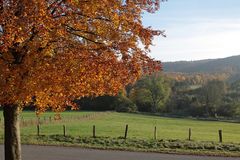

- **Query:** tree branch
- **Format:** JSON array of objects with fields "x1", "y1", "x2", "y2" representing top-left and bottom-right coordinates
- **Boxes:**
[
  {"x1": 65, "y1": 25, "x2": 99, "y2": 36},
  {"x1": 68, "y1": 31, "x2": 104, "y2": 45}
]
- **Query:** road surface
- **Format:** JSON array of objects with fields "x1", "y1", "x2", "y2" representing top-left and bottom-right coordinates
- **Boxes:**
[{"x1": 1, "y1": 145, "x2": 240, "y2": 160}]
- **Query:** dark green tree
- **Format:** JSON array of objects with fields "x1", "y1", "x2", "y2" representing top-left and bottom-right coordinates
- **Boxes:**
[
  {"x1": 201, "y1": 80, "x2": 227, "y2": 117},
  {"x1": 131, "y1": 73, "x2": 171, "y2": 112}
]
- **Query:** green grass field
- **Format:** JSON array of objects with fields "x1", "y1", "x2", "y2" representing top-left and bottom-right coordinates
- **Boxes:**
[{"x1": 0, "y1": 111, "x2": 240, "y2": 143}]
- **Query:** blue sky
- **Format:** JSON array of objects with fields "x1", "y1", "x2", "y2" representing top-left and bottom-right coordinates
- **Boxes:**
[{"x1": 142, "y1": 0, "x2": 240, "y2": 62}]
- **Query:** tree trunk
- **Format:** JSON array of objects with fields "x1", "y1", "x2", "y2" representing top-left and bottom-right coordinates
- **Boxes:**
[
  {"x1": 151, "y1": 100, "x2": 157, "y2": 113},
  {"x1": 3, "y1": 105, "x2": 22, "y2": 160}
]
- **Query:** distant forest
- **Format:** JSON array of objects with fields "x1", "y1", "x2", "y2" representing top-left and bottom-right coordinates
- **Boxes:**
[{"x1": 75, "y1": 55, "x2": 240, "y2": 118}]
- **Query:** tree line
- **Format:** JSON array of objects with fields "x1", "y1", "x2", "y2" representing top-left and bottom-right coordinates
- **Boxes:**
[{"x1": 75, "y1": 73, "x2": 240, "y2": 118}]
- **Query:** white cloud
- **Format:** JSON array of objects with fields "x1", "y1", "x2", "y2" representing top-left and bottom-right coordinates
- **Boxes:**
[{"x1": 149, "y1": 18, "x2": 240, "y2": 61}]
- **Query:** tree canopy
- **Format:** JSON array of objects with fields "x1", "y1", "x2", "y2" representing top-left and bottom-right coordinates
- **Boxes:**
[
  {"x1": 130, "y1": 73, "x2": 171, "y2": 112},
  {"x1": 0, "y1": 0, "x2": 163, "y2": 113}
]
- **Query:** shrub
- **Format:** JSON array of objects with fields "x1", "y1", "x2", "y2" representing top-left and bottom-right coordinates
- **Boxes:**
[
  {"x1": 114, "y1": 95, "x2": 137, "y2": 113},
  {"x1": 136, "y1": 101, "x2": 152, "y2": 112}
]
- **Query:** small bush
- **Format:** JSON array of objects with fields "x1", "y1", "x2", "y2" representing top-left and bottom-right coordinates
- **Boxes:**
[
  {"x1": 114, "y1": 95, "x2": 137, "y2": 113},
  {"x1": 136, "y1": 101, "x2": 152, "y2": 112}
]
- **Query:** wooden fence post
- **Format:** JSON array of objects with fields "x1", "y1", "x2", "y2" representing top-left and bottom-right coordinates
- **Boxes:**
[
  {"x1": 37, "y1": 117, "x2": 40, "y2": 125},
  {"x1": 188, "y1": 128, "x2": 192, "y2": 141},
  {"x1": 37, "y1": 124, "x2": 40, "y2": 136},
  {"x1": 63, "y1": 125, "x2": 66, "y2": 137},
  {"x1": 93, "y1": 125, "x2": 96, "y2": 138},
  {"x1": 124, "y1": 124, "x2": 128, "y2": 139},
  {"x1": 219, "y1": 130, "x2": 223, "y2": 143},
  {"x1": 154, "y1": 126, "x2": 157, "y2": 140}
]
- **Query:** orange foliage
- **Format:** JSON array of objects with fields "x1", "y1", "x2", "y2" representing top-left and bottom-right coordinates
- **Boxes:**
[{"x1": 0, "y1": 0, "x2": 163, "y2": 113}]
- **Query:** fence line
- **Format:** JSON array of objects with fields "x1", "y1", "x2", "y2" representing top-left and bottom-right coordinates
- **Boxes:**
[{"x1": 32, "y1": 123, "x2": 225, "y2": 143}]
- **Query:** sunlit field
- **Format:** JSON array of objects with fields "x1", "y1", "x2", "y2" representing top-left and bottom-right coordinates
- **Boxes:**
[{"x1": 1, "y1": 111, "x2": 240, "y2": 143}]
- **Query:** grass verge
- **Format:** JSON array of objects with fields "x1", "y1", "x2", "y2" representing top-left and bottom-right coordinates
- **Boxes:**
[{"x1": 1, "y1": 135, "x2": 240, "y2": 157}]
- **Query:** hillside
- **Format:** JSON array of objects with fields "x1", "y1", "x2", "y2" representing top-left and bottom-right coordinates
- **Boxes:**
[{"x1": 163, "y1": 55, "x2": 240, "y2": 81}]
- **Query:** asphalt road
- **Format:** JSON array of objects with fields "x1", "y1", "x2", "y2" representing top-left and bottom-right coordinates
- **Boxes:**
[{"x1": 1, "y1": 145, "x2": 240, "y2": 160}]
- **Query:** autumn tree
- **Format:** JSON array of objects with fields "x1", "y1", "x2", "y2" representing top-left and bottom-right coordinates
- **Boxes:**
[{"x1": 0, "y1": 0, "x2": 164, "y2": 159}]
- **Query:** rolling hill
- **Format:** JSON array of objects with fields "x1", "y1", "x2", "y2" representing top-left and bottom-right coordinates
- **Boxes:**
[{"x1": 163, "y1": 55, "x2": 240, "y2": 82}]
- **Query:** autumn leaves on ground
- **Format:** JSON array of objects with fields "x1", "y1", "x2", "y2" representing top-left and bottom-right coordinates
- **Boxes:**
[{"x1": 0, "y1": 111, "x2": 240, "y2": 156}]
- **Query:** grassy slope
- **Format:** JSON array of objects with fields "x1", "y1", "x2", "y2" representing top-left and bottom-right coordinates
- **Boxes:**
[{"x1": 0, "y1": 111, "x2": 240, "y2": 156}]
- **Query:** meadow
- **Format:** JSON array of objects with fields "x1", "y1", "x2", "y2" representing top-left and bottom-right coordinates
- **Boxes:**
[
  {"x1": 1, "y1": 111, "x2": 240, "y2": 156},
  {"x1": 0, "y1": 111, "x2": 240, "y2": 142}
]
